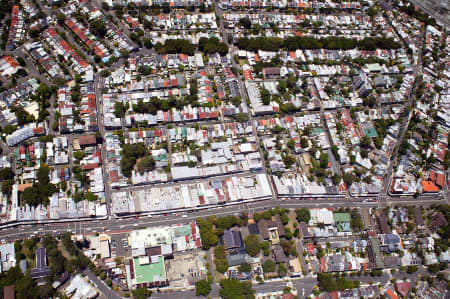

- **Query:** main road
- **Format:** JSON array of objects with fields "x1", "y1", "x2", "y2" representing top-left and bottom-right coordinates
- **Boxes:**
[{"x1": 0, "y1": 196, "x2": 446, "y2": 242}]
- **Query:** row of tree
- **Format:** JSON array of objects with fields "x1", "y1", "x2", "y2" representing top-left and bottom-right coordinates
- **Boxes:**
[
  {"x1": 154, "y1": 38, "x2": 229, "y2": 56},
  {"x1": 198, "y1": 37, "x2": 229, "y2": 56},
  {"x1": 238, "y1": 36, "x2": 402, "y2": 52},
  {"x1": 317, "y1": 273, "x2": 360, "y2": 293}
]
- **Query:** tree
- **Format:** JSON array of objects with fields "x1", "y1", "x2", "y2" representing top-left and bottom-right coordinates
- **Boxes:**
[
  {"x1": 214, "y1": 216, "x2": 241, "y2": 230},
  {"x1": 196, "y1": 217, "x2": 218, "y2": 249},
  {"x1": 296, "y1": 208, "x2": 310, "y2": 223},
  {"x1": 282, "y1": 155, "x2": 296, "y2": 169},
  {"x1": 131, "y1": 287, "x2": 152, "y2": 299},
  {"x1": 57, "y1": 12, "x2": 66, "y2": 24},
  {"x1": 89, "y1": 19, "x2": 108, "y2": 38},
  {"x1": 336, "y1": 277, "x2": 358, "y2": 291},
  {"x1": 195, "y1": 279, "x2": 212, "y2": 296},
  {"x1": 136, "y1": 155, "x2": 155, "y2": 174},
  {"x1": 280, "y1": 213, "x2": 289, "y2": 225},
  {"x1": 73, "y1": 151, "x2": 85, "y2": 161},
  {"x1": 238, "y1": 17, "x2": 252, "y2": 29},
  {"x1": 156, "y1": 39, "x2": 195, "y2": 55},
  {"x1": 219, "y1": 279, "x2": 243, "y2": 299},
  {"x1": 22, "y1": 186, "x2": 40, "y2": 206},
  {"x1": 239, "y1": 262, "x2": 251, "y2": 273},
  {"x1": 0, "y1": 168, "x2": 14, "y2": 181},
  {"x1": 343, "y1": 173, "x2": 354, "y2": 186},
  {"x1": 16, "y1": 273, "x2": 37, "y2": 299},
  {"x1": 319, "y1": 152, "x2": 329, "y2": 169},
  {"x1": 242, "y1": 281, "x2": 255, "y2": 299},
  {"x1": 198, "y1": 37, "x2": 229, "y2": 56},
  {"x1": 277, "y1": 263, "x2": 287, "y2": 277},
  {"x1": 113, "y1": 101, "x2": 128, "y2": 118},
  {"x1": 406, "y1": 265, "x2": 418, "y2": 274},
  {"x1": 287, "y1": 139, "x2": 296, "y2": 151},
  {"x1": 214, "y1": 246, "x2": 229, "y2": 273},
  {"x1": 427, "y1": 263, "x2": 440, "y2": 274},
  {"x1": 318, "y1": 273, "x2": 337, "y2": 292},
  {"x1": 244, "y1": 234, "x2": 261, "y2": 256},
  {"x1": 120, "y1": 143, "x2": 148, "y2": 177},
  {"x1": 361, "y1": 136, "x2": 371, "y2": 148},
  {"x1": 144, "y1": 38, "x2": 153, "y2": 49},
  {"x1": 280, "y1": 239, "x2": 293, "y2": 256},
  {"x1": 262, "y1": 259, "x2": 276, "y2": 273},
  {"x1": 12, "y1": 105, "x2": 35, "y2": 125},
  {"x1": 317, "y1": 247, "x2": 325, "y2": 259},
  {"x1": 84, "y1": 192, "x2": 98, "y2": 202}
]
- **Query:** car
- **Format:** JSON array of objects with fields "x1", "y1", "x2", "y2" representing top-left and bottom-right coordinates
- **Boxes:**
[{"x1": 182, "y1": 215, "x2": 188, "y2": 218}]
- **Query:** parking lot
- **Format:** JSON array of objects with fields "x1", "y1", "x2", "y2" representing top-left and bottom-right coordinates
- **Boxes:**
[{"x1": 110, "y1": 233, "x2": 129, "y2": 257}]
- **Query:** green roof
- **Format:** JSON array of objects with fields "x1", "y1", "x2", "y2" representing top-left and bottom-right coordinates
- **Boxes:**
[
  {"x1": 311, "y1": 128, "x2": 325, "y2": 136},
  {"x1": 337, "y1": 222, "x2": 352, "y2": 232},
  {"x1": 153, "y1": 154, "x2": 167, "y2": 161},
  {"x1": 333, "y1": 213, "x2": 351, "y2": 223},
  {"x1": 133, "y1": 256, "x2": 166, "y2": 284},
  {"x1": 173, "y1": 224, "x2": 192, "y2": 239},
  {"x1": 181, "y1": 127, "x2": 187, "y2": 137},
  {"x1": 370, "y1": 238, "x2": 384, "y2": 269},
  {"x1": 364, "y1": 127, "x2": 378, "y2": 138}
]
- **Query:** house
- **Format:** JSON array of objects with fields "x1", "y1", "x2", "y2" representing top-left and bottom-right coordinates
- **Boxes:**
[
  {"x1": 248, "y1": 223, "x2": 260, "y2": 236},
  {"x1": 377, "y1": 212, "x2": 390, "y2": 234},
  {"x1": 258, "y1": 216, "x2": 285, "y2": 245},
  {"x1": 30, "y1": 247, "x2": 51, "y2": 279},
  {"x1": 78, "y1": 134, "x2": 97, "y2": 148},
  {"x1": 63, "y1": 274, "x2": 98, "y2": 298},
  {"x1": 272, "y1": 245, "x2": 286, "y2": 264},
  {"x1": 223, "y1": 230, "x2": 243, "y2": 252},
  {"x1": 381, "y1": 234, "x2": 401, "y2": 253},
  {"x1": 300, "y1": 222, "x2": 312, "y2": 238},
  {"x1": 430, "y1": 212, "x2": 448, "y2": 233},
  {"x1": 373, "y1": 76, "x2": 386, "y2": 88},
  {"x1": 385, "y1": 287, "x2": 399, "y2": 299},
  {"x1": 229, "y1": 269, "x2": 252, "y2": 280},
  {"x1": 395, "y1": 281, "x2": 410, "y2": 297},
  {"x1": 263, "y1": 67, "x2": 280, "y2": 79},
  {"x1": 227, "y1": 253, "x2": 252, "y2": 267},
  {"x1": 384, "y1": 256, "x2": 400, "y2": 268}
]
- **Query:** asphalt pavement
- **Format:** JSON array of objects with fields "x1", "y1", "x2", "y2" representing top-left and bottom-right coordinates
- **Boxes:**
[
  {"x1": 1, "y1": 196, "x2": 447, "y2": 242},
  {"x1": 84, "y1": 269, "x2": 121, "y2": 299}
]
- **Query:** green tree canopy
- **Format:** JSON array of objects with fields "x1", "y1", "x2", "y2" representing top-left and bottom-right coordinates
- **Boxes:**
[
  {"x1": 195, "y1": 279, "x2": 212, "y2": 296},
  {"x1": 219, "y1": 279, "x2": 254, "y2": 299},
  {"x1": 244, "y1": 234, "x2": 261, "y2": 256},
  {"x1": 296, "y1": 208, "x2": 311, "y2": 223},
  {"x1": 318, "y1": 273, "x2": 337, "y2": 292},
  {"x1": 262, "y1": 259, "x2": 276, "y2": 273},
  {"x1": 214, "y1": 246, "x2": 229, "y2": 273},
  {"x1": 131, "y1": 287, "x2": 152, "y2": 299}
]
